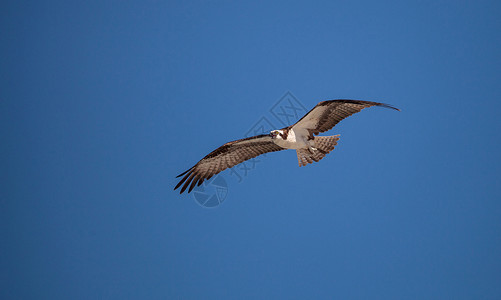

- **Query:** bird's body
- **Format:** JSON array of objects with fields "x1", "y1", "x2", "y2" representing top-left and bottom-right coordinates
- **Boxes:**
[
  {"x1": 175, "y1": 99, "x2": 399, "y2": 194},
  {"x1": 272, "y1": 127, "x2": 309, "y2": 149}
]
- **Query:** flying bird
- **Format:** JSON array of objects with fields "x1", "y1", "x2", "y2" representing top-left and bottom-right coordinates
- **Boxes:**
[{"x1": 175, "y1": 99, "x2": 399, "y2": 194}]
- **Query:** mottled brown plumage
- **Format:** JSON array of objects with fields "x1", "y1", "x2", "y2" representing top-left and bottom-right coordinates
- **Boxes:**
[
  {"x1": 290, "y1": 99, "x2": 399, "y2": 137},
  {"x1": 174, "y1": 134, "x2": 284, "y2": 193},
  {"x1": 175, "y1": 99, "x2": 399, "y2": 194}
]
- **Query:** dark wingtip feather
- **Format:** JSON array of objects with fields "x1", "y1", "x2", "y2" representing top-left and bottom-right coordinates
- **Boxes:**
[
  {"x1": 176, "y1": 167, "x2": 193, "y2": 178},
  {"x1": 174, "y1": 171, "x2": 192, "y2": 191},
  {"x1": 180, "y1": 173, "x2": 196, "y2": 194},
  {"x1": 188, "y1": 175, "x2": 200, "y2": 193},
  {"x1": 377, "y1": 102, "x2": 401, "y2": 111}
]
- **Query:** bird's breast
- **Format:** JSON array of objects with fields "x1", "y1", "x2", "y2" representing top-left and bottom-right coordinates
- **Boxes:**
[{"x1": 274, "y1": 128, "x2": 309, "y2": 149}]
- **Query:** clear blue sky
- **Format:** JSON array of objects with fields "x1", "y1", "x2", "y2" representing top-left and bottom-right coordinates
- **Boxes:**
[{"x1": 2, "y1": 1, "x2": 501, "y2": 299}]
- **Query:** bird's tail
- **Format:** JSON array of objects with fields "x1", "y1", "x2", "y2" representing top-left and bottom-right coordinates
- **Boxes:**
[{"x1": 296, "y1": 135, "x2": 340, "y2": 167}]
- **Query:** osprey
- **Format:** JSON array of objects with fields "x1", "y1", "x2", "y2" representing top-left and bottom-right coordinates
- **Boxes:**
[{"x1": 175, "y1": 99, "x2": 399, "y2": 194}]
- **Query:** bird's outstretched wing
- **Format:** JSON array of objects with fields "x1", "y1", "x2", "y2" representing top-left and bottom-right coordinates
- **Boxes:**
[
  {"x1": 291, "y1": 99, "x2": 400, "y2": 136},
  {"x1": 174, "y1": 134, "x2": 285, "y2": 194}
]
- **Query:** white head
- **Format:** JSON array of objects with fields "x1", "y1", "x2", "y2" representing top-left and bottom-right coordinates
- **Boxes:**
[{"x1": 269, "y1": 129, "x2": 283, "y2": 140}]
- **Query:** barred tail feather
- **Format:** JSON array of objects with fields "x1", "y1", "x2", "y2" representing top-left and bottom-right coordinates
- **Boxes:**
[
  {"x1": 314, "y1": 135, "x2": 340, "y2": 152},
  {"x1": 296, "y1": 135, "x2": 340, "y2": 167}
]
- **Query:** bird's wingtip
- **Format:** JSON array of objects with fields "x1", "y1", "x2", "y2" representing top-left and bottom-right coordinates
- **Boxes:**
[
  {"x1": 379, "y1": 103, "x2": 401, "y2": 111},
  {"x1": 176, "y1": 167, "x2": 193, "y2": 178}
]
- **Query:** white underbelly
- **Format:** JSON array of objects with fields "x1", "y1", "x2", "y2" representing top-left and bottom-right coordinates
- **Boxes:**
[
  {"x1": 274, "y1": 128, "x2": 310, "y2": 149},
  {"x1": 275, "y1": 138, "x2": 307, "y2": 149}
]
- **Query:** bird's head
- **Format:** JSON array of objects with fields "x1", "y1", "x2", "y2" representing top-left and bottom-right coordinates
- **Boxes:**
[{"x1": 269, "y1": 130, "x2": 282, "y2": 139}]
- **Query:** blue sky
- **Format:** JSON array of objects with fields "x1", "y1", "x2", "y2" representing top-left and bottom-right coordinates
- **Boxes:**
[{"x1": 2, "y1": 0, "x2": 501, "y2": 299}]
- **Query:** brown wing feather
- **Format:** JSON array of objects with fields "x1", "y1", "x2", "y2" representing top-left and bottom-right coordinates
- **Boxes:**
[
  {"x1": 292, "y1": 99, "x2": 399, "y2": 135},
  {"x1": 174, "y1": 134, "x2": 285, "y2": 194}
]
